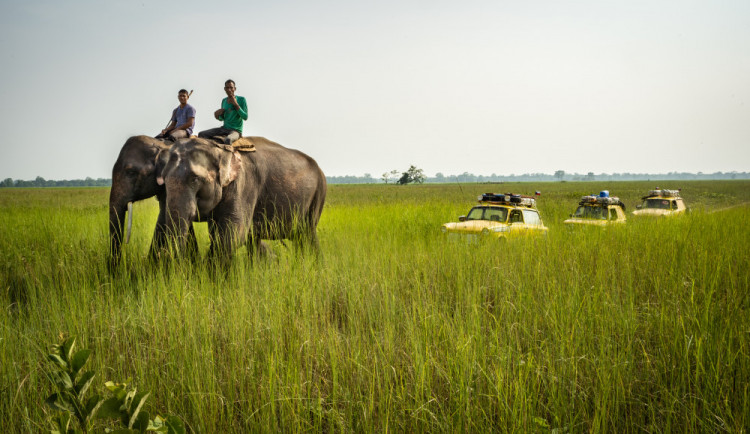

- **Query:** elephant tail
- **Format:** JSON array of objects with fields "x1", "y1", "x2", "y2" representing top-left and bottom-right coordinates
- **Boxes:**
[{"x1": 308, "y1": 169, "x2": 327, "y2": 230}]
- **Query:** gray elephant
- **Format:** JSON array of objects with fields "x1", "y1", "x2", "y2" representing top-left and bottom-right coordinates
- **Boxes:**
[
  {"x1": 159, "y1": 136, "x2": 326, "y2": 263},
  {"x1": 109, "y1": 135, "x2": 197, "y2": 268}
]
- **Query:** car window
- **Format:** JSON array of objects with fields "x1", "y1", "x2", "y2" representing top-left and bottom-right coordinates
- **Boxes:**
[
  {"x1": 509, "y1": 210, "x2": 524, "y2": 223},
  {"x1": 575, "y1": 206, "x2": 606, "y2": 219},
  {"x1": 644, "y1": 199, "x2": 670, "y2": 209},
  {"x1": 466, "y1": 207, "x2": 485, "y2": 220},
  {"x1": 609, "y1": 208, "x2": 617, "y2": 220},
  {"x1": 522, "y1": 209, "x2": 541, "y2": 225},
  {"x1": 486, "y1": 208, "x2": 507, "y2": 222}
]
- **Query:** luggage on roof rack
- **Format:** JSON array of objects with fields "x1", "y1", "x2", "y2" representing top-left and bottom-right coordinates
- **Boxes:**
[
  {"x1": 479, "y1": 193, "x2": 536, "y2": 207},
  {"x1": 648, "y1": 188, "x2": 680, "y2": 197},
  {"x1": 579, "y1": 195, "x2": 622, "y2": 206}
]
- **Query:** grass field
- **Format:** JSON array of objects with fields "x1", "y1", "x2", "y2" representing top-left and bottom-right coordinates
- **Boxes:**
[{"x1": 1, "y1": 180, "x2": 749, "y2": 432}]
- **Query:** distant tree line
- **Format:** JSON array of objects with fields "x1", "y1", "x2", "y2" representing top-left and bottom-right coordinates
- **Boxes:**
[
  {"x1": 2, "y1": 170, "x2": 748, "y2": 188},
  {"x1": 1, "y1": 176, "x2": 111, "y2": 188},
  {"x1": 327, "y1": 169, "x2": 750, "y2": 184}
]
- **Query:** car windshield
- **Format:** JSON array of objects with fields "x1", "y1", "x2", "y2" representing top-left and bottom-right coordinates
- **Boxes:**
[
  {"x1": 466, "y1": 206, "x2": 508, "y2": 222},
  {"x1": 643, "y1": 198, "x2": 671, "y2": 209},
  {"x1": 574, "y1": 205, "x2": 608, "y2": 219}
]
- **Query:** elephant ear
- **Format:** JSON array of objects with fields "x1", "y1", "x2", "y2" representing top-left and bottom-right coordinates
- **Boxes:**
[
  {"x1": 219, "y1": 150, "x2": 242, "y2": 187},
  {"x1": 154, "y1": 148, "x2": 170, "y2": 185}
]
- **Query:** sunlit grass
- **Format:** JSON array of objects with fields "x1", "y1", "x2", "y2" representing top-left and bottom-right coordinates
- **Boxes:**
[{"x1": 1, "y1": 181, "x2": 749, "y2": 432}]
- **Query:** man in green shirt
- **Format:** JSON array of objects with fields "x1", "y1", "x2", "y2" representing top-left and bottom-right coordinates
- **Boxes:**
[{"x1": 198, "y1": 79, "x2": 248, "y2": 145}]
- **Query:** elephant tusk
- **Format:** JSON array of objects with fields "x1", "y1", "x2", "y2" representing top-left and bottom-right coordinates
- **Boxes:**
[{"x1": 125, "y1": 202, "x2": 133, "y2": 244}]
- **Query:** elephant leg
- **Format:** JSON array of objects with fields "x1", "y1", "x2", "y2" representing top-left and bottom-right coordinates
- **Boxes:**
[
  {"x1": 246, "y1": 236, "x2": 275, "y2": 262},
  {"x1": 207, "y1": 220, "x2": 218, "y2": 259},
  {"x1": 148, "y1": 221, "x2": 167, "y2": 261},
  {"x1": 149, "y1": 198, "x2": 171, "y2": 261},
  {"x1": 207, "y1": 220, "x2": 238, "y2": 269}
]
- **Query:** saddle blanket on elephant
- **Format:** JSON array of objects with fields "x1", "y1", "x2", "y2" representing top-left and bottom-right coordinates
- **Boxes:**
[
  {"x1": 210, "y1": 137, "x2": 256, "y2": 152},
  {"x1": 232, "y1": 137, "x2": 256, "y2": 152}
]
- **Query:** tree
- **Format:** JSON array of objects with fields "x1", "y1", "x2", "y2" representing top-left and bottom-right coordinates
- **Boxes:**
[
  {"x1": 382, "y1": 169, "x2": 400, "y2": 184},
  {"x1": 409, "y1": 166, "x2": 426, "y2": 184},
  {"x1": 554, "y1": 170, "x2": 565, "y2": 182},
  {"x1": 397, "y1": 165, "x2": 426, "y2": 185}
]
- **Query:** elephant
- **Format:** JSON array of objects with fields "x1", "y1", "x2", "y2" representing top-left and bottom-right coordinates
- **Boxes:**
[
  {"x1": 159, "y1": 136, "x2": 326, "y2": 263},
  {"x1": 109, "y1": 135, "x2": 197, "y2": 269}
]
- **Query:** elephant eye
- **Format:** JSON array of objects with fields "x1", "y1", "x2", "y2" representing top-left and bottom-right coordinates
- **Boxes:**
[{"x1": 125, "y1": 168, "x2": 139, "y2": 177}]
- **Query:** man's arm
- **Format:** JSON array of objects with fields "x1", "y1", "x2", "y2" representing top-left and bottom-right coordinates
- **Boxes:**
[
  {"x1": 227, "y1": 95, "x2": 248, "y2": 121},
  {"x1": 214, "y1": 98, "x2": 226, "y2": 121},
  {"x1": 161, "y1": 123, "x2": 176, "y2": 136},
  {"x1": 237, "y1": 97, "x2": 248, "y2": 121}
]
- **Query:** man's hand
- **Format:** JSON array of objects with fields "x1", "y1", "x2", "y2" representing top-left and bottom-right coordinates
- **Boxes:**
[
  {"x1": 227, "y1": 94, "x2": 239, "y2": 108},
  {"x1": 214, "y1": 108, "x2": 225, "y2": 120}
]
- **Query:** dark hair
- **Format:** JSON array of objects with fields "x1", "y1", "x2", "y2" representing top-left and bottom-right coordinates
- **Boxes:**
[
  {"x1": 225, "y1": 79, "x2": 235, "y2": 87},
  {"x1": 178, "y1": 89, "x2": 189, "y2": 95}
]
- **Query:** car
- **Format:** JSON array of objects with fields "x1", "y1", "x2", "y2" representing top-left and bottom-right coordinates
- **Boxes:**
[
  {"x1": 441, "y1": 193, "x2": 548, "y2": 241},
  {"x1": 632, "y1": 188, "x2": 687, "y2": 216},
  {"x1": 564, "y1": 191, "x2": 626, "y2": 226}
]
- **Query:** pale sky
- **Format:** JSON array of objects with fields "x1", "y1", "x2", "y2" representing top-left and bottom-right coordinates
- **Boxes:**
[{"x1": 1, "y1": 0, "x2": 748, "y2": 180}]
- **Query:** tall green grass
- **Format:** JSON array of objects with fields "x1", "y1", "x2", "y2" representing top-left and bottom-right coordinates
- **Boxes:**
[{"x1": 1, "y1": 181, "x2": 749, "y2": 432}]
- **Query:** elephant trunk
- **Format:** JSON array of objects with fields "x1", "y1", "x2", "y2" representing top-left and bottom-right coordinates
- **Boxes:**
[
  {"x1": 126, "y1": 202, "x2": 133, "y2": 243},
  {"x1": 109, "y1": 190, "x2": 130, "y2": 268},
  {"x1": 166, "y1": 197, "x2": 196, "y2": 255}
]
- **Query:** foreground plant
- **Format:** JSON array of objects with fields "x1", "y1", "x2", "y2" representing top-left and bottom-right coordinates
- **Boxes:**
[{"x1": 45, "y1": 336, "x2": 184, "y2": 434}]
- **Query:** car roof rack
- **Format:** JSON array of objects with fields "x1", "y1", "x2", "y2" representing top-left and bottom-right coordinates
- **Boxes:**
[
  {"x1": 579, "y1": 195, "x2": 623, "y2": 206},
  {"x1": 478, "y1": 193, "x2": 537, "y2": 208}
]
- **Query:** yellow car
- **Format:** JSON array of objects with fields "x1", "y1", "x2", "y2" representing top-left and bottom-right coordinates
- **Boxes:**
[
  {"x1": 564, "y1": 192, "x2": 626, "y2": 226},
  {"x1": 441, "y1": 193, "x2": 548, "y2": 240},
  {"x1": 632, "y1": 188, "x2": 687, "y2": 216}
]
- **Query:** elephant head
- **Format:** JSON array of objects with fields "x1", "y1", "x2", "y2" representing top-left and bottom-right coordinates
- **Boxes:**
[
  {"x1": 109, "y1": 135, "x2": 171, "y2": 267},
  {"x1": 160, "y1": 138, "x2": 242, "y2": 253}
]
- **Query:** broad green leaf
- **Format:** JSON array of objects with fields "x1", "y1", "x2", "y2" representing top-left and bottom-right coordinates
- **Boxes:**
[
  {"x1": 56, "y1": 371, "x2": 74, "y2": 391},
  {"x1": 148, "y1": 415, "x2": 167, "y2": 431},
  {"x1": 96, "y1": 397, "x2": 123, "y2": 419},
  {"x1": 131, "y1": 410, "x2": 150, "y2": 431},
  {"x1": 84, "y1": 394, "x2": 104, "y2": 423},
  {"x1": 127, "y1": 392, "x2": 150, "y2": 429},
  {"x1": 105, "y1": 381, "x2": 128, "y2": 400},
  {"x1": 75, "y1": 371, "x2": 96, "y2": 397},
  {"x1": 71, "y1": 349, "x2": 91, "y2": 375},
  {"x1": 45, "y1": 393, "x2": 75, "y2": 413},
  {"x1": 50, "y1": 410, "x2": 71, "y2": 432},
  {"x1": 48, "y1": 354, "x2": 68, "y2": 370},
  {"x1": 124, "y1": 388, "x2": 137, "y2": 412},
  {"x1": 165, "y1": 415, "x2": 186, "y2": 434},
  {"x1": 61, "y1": 337, "x2": 76, "y2": 362}
]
